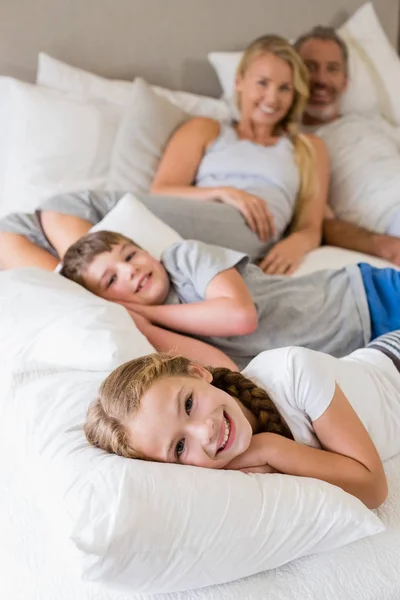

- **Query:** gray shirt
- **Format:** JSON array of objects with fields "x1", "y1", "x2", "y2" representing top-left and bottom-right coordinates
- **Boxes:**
[{"x1": 162, "y1": 240, "x2": 371, "y2": 370}]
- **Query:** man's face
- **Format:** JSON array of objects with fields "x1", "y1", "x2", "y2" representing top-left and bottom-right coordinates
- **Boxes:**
[{"x1": 297, "y1": 38, "x2": 348, "y2": 123}]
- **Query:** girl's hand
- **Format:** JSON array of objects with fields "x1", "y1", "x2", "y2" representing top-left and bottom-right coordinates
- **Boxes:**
[
  {"x1": 219, "y1": 187, "x2": 276, "y2": 242},
  {"x1": 224, "y1": 432, "x2": 274, "y2": 471},
  {"x1": 240, "y1": 465, "x2": 279, "y2": 474},
  {"x1": 259, "y1": 236, "x2": 306, "y2": 275}
]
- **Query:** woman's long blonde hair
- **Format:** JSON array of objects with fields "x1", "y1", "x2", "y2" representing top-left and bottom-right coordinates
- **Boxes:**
[
  {"x1": 236, "y1": 34, "x2": 316, "y2": 218},
  {"x1": 85, "y1": 353, "x2": 293, "y2": 460}
]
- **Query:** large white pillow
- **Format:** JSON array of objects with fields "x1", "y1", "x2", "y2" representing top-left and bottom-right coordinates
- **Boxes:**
[
  {"x1": 106, "y1": 77, "x2": 189, "y2": 193},
  {"x1": 90, "y1": 192, "x2": 182, "y2": 259},
  {"x1": 1, "y1": 352, "x2": 384, "y2": 594},
  {"x1": 37, "y1": 52, "x2": 232, "y2": 121},
  {"x1": 0, "y1": 268, "x2": 154, "y2": 371},
  {"x1": 340, "y1": 2, "x2": 400, "y2": 126},
  {"x1": 208, "y1": 7, "x2": 381, "y2": 118},
  {"x1": 0, "y1": 79, "x2": 119, "y2": 218}
]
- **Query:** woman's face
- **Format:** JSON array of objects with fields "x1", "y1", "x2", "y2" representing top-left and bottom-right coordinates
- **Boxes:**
[
  {"x1": 236, "y1": 52, "x2": 295, "y2": 128},
  {"x1": 126, "y1": 366, "x2": 254, "y2": 469}
]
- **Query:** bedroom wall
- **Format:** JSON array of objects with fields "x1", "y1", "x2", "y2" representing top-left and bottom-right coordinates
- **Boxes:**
[{"x1": 0, "y1": 0, "x2": 398, "y2": 95}]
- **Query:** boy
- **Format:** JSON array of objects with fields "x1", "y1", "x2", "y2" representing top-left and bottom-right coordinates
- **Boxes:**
[{"x1": 61, "y1": 230, "x2": 400, "y2": 370}]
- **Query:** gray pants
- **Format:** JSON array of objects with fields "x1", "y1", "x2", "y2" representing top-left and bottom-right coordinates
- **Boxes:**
[{"x1": 0, "y1": 190, "x2": 272, "y2": 262}]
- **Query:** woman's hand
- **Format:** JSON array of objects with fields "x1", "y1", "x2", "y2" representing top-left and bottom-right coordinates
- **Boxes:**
[
  {"x1": 259, "y1": 235, "x2": 307, "y2": 275},
  {"x1": 219, "y1": 187, "x2": 276, "y2": 242}
]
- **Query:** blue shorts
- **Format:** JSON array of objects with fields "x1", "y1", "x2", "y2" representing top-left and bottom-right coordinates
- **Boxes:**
[{"x1": 359, "y1": 263, "x2": 400, "y2": 340}]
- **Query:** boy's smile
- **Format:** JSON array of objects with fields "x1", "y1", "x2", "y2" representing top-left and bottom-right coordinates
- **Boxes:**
[{"x1": 82, "y1": 242, "x2": 171, "y2": 305}]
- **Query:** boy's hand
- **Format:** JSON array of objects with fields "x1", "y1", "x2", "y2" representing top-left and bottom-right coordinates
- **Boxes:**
[{"x1": 120, "y1": 301, "x2": 159, "y2": 322}]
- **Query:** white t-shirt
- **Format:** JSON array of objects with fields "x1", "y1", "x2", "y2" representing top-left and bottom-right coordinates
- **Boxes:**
[
  {"x1": 242, "y1": 346, "x2": 400, "y2": 462},
  {"x1": 309, "y1": 114, "x2": 400, "y2": 233}
]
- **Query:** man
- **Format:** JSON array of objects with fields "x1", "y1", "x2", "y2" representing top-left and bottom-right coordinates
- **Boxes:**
[{"x1": 295, "y1": 26, "x2": 400, "y2": 266}]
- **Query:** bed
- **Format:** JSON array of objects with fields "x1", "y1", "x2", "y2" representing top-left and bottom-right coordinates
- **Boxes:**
[{"x1": 1, "y1": 1, "x2": 400, "y2": 599}]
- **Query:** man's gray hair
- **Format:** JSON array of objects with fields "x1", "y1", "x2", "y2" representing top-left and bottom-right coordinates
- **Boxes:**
[{"x1": 294, "y1": 26, "x2": 349, "y2": 73}]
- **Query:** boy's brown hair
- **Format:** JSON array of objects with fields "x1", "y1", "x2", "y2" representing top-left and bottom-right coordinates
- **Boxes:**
[{"x1": 60, "y1": 230, "x2": 137, "y2": 288}]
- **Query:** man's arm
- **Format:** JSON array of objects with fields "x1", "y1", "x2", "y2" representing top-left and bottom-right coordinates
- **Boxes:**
[{"x1": 323, "y1": 206, "x2": 400, "y2": 265}]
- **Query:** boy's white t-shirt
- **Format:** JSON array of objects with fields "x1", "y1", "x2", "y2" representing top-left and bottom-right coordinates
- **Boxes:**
[{"x1": 242, "y1": 347, "x2": 400, "y2": 462}]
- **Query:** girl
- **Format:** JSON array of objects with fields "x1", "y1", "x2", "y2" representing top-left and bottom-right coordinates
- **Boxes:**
[
  {"x1": 151, "y1": 34, "x2": 329, "y2": 274},
  {"x1": 84, "y1": 331, "x2": 400, "y2": 510}
]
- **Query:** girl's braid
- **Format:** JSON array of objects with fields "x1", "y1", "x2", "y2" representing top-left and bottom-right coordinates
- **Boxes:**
[{"x1": 210, "y1": 368, "x2": 294, "y2": 439}]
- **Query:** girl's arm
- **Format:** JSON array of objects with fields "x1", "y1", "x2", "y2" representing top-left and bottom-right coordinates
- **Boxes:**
[
  {"x1": 228, "y1": 384, "x2": 387, "y2": 509},
  {"x1": 131, "y1": 312, "x2": 239, "y2": 370},
  {"x1": 260, "y1": 135, "x2": 329, "y2": 274},
  {"x1": 40, "y1": 212, "x2": 93, "y2": 258},
  {"x1": 126, "y1": 267, "x2": 258, "y2": 337},
  {"x1": 151, "y1": 117, "x2": 274, "y2": 241}
]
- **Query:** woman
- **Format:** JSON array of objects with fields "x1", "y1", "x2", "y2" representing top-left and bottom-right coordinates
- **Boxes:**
[
  {"x1": 84, "y1": 331, "x2": 400, "y2": 510},
  {"x1": 151, "y1": 34, "x2": 329, "y2": 274}
]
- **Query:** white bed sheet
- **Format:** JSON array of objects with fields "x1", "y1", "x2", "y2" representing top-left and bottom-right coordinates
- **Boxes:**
[{"x1": 1, "y1": 439, "x2": 400, "y2": 600}]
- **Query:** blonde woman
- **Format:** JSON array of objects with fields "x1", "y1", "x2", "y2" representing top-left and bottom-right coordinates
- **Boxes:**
[{"x1": 152, "y1": 35, "x2": 329, "y2": 274}]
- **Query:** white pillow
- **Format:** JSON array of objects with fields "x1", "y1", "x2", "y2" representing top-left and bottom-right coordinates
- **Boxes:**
[
  {"x1": 0, "y1": 268, "x2": 154, "y2": 371},
  {"x1": 340, "y1": 2, "x2": 400, "y2": 125},
  {"x1": 1, "y1": 79, "x2": 119, "y2": 218},
  {"x1": 90, "y1": 192, "x2": 182, "y2": 259},
  {"x1": 106, "y1": 77, "x2": 189, "y2": 194},
  {"x1": 295, "y1": 245, "x2": 396, "y2": 278},
  {"x1": 1, "y1": 353, "x2": 384, "y2": 594},
  {"x1": 208, "y1": 7, "x2": 381, "y2": 118},
  {"x1": 37, "y1": 52, "x2": 231, "y2": 121}
]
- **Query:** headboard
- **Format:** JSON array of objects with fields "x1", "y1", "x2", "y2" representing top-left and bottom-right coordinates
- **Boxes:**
[{"x1": 0, "y1": 0, "x2": 399, "y2": 96}]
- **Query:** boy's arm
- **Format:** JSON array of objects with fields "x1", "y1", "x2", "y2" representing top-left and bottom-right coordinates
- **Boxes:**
[
  {"x1": 40, "y1": 212, "x2": 93, "y2": 258},
  {"x1": 129, "y1": 268, "x2": 258, "y2": 337},
  {"x1": 132, "y1": 312, "x2": 239, "y2": 370}
]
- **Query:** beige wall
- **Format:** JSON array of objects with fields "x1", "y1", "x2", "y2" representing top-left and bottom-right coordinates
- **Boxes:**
[{"x1": 0, "y1": 0, "x2": 398, "y2": 95}]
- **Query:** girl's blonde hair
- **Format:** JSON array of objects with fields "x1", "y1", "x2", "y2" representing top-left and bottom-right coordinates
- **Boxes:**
[
  {"x1": 236, "y1": 34, "x2": 316, "y2": 219},
  {"x1": 85, "y1": 353, "x2": 293, "y2": 460}
]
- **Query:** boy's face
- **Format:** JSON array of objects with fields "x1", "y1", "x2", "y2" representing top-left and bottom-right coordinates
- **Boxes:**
[{"x1": 83, "y1": 242, "x2": 170, "y2": 305}]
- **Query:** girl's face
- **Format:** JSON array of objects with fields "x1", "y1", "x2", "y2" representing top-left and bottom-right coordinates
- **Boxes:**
[
  {"x1": 236, "y1": 52, "x2": 295, "y2": 128},
  {"x1": 126, "y1": 366, "x2": 254, "y2": 469}
]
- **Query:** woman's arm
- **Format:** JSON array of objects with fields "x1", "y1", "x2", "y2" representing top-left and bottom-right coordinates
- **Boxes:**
[
  {"x1": 131, "y1": 312, "x2": 239, "y2": 370},
  {"x1": 40, "y1": 212, "x2": 93, "y2": 258},
  {"x1": 260, "y1": 134, "x2": 329, "y2": 274},
  {"x1": 125, "y1": 267, "x2": 258, "y2": 337},
  {"x1": 151, "y1": 116, "x2": 222, "y2": 200},
  {"x1": 228, "y1": 384, "x2": 387, "y2": 509},
  {"x1": 151, "y1": 117, "x2": 274, "y2": 241}
]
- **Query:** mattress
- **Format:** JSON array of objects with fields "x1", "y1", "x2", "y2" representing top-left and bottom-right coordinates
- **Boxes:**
[{"x1": 1, "y1": 438, "x2": 400, "y2": 600}]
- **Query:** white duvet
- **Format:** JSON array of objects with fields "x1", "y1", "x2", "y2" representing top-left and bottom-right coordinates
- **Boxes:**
[{"x1": 1, "y1": 442, "x2": 399, "y2": 600}]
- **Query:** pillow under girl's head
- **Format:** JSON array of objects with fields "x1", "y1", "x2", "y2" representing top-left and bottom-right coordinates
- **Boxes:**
[{"x1": 85, "y1": 353, "x2": 293, "y2": 468}]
